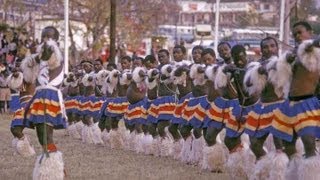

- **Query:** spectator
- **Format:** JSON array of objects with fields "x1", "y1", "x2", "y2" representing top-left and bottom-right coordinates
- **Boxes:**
[{"x1": 0, "y1": 64, "x2": 11, "y2": 113}]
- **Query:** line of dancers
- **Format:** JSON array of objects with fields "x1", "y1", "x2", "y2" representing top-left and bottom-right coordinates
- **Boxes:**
[{"x1": 8, "y1": 21, "x2": 320, "y2": 180}]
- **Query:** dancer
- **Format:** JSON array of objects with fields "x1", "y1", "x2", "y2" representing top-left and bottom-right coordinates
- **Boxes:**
[
  {"x1": 23, "y1": 26, "x2": 65, "y2": 179},
  {"x1": 271, "y1": 21, "x2": 320, "y2": 179}
]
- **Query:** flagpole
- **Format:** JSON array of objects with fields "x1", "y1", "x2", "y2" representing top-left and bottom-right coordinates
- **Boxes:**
[
  {"x1": 64, "y1": 0, "x2": 69, "y2": 74},
  {"x1": 279, "y1": 0, "x2": 285, "y2": 55},
  {"x1": 214, "y1": 0, "x2": 220, "y2": 55}
]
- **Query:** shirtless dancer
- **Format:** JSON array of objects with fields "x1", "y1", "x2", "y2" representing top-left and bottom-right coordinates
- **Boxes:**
[
  {"x1": 222, "y1": 45, "x2": 259, "y2": 178},
  {"x1": 272, "y1": 21, "x2": 320, "y2": 179}
]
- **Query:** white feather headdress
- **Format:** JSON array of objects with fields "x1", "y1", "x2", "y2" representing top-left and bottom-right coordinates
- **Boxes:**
[
  {"x1": 132, "y1": 67, "x2": 146, "y2": 83},
  {"x1": 172, "y1": 66, "x2": 188, "y2": 87}
]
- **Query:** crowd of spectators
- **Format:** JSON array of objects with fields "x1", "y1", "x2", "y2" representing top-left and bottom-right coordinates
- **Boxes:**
[{"x1": 0, "y1": 28, "x2": 38, "y2": 114}]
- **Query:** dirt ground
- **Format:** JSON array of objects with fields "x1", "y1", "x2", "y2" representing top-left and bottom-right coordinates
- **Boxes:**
[{"x1": 0, "y1": 113, "x2": 229, "y2": 180}]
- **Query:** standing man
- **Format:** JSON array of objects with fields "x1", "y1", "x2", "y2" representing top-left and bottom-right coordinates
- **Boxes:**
[{"x1": 0, "y1": 64, "x2": 11, "y2": 113}]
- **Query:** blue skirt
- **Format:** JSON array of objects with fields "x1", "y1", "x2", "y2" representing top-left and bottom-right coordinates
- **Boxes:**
[
  {"x1": 24, "y1": 87, "x2": 67, "y2": 129},
  {"x1": 124, "y1": 97, "x2": 148, "y2": 125},
  {"x1": 226, "y1": 103, "x2": 253, "y2": 138},
  {"x1": 203, "y1": 97, "x2": 239, "y2": 129},
  {"x1": 105, "y1": 96, "x2": 129, "y2": 118},
  {"x1": 64, "y1": 95, "x2": 80, "y2": 114},
  {"x1": 271, "y1": 97, "x2": 320, "y2": 142},
  {"x1": 147, "y1": 95, "x2": 176, "y2": 124},
  {"x1": 186, "y1": 96, "x2": 210, "y2": 128},
  {"x1": 172, "y1": 93, "x2": 193, "y2": 125},
  {"x1": 98, "y1": 97, "x2": 110, "y2": 118},
  {"x1": 9, "y1": 93, "x2": 20, "y2": 112},
  {"x1": 11, "y1": 101, "x2": 28, "y2": 128},
  {"x1": 245, "y1": 100, "x2": 285, "y2": 138}
]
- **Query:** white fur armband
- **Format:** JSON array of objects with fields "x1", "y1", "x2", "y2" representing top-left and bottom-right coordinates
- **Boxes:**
[
  {"x1": 175, "y1": 60, "x2": 192, "y2": 67},
  {"x1": 297, "y1": 39, "x2": 320, "y2": 73},
  {"x1": 63, "y1": 77, "x2": 78, "y2": 88},
  {"x1": 205, "y1": 64, "x2": 219, "y2": 82},
  {"x1": 160, "y1": 64, "x2": 174, "y2": 84},
  {"x1": 147, "y1": 68, "x2": 159, "y2": 90},
  {"x1": 63, "y1": 78, "x2": 70, "y2": 86},
  {"x1": 161, "y1": 64, "x2": 173, "y2": 77},
  {"x1": 189, "y1": 64, "x2": 205, "y2": 79},
  {"x1": 214, "y1": 64, "x2": 229, "y2": 89},
  {"x1": 120, "y1": 69, "x2": 132, "y2": 85},
  {"x1": 96, "y1": 70, "x2": 110, "y2": 86},
  {"x1": 64, "y1": 72, "x2": 74, "y2": 86},
  {"x1": 244, "y1": 62, "x2": 267, "y2": 96},
  {"x1": 146, "y1": 79, "x2": 157, "y2": 90},
  {"x1": 173, "y1": 71, "x2": 188, "y2": 87},
  {"x1": 82, "y1": 74, "x2": 95, "y2": 87},
  {"x1": 189, "y1": 64, "x2": 206, "y2": 86},
  {"x1": 132, "y1": 67, "x2": 146, "y2": 83},
  {"x1": 103, "y1": 69, "x2": 119, "y2": 94},
  {"x1": 6, "y1": 72, "x2": 23, "y2": 90},
  {"x1": 267, "y1": 54, "x2": 292, "y2": 98},
  {"x1": 20, "y1": 54, "x2": 39, "y2": 83}
]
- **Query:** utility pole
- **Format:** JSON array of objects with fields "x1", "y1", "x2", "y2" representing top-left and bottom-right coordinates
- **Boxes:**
[{"x1": 109, "y1": 0, "x2": 116, "y2": 64}]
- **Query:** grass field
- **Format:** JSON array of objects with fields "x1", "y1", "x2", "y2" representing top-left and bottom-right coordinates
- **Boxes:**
[{"x1": 0, "y1": 113, "x2": 229, "y2": 180}]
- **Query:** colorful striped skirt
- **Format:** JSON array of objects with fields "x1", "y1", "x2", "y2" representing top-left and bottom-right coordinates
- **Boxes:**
[
  {"x1": 271, "y1": 96, "x2": 320, "y2": 142},
  {"x1": 24, "y1": 86, "x2": 67, "y2": 129},
  {"x1": 203, "y1": 97, "x2": 238, "y2": 129},
  {"x1": 105, "y1": 96, "x2": 129, "y2": 118},
  {"x1": 245, "y1": 100, "x2": 285, "y2": 138},
  {"x1": 182, "y1": 95, "x2": 209, "y2": 128},
  {"x1": 227, "y1": 103, "x2": 254, "y2": 138},
  {"x1": 64, "y1": 95, "x2": 80, "y2": 114},
  {"x1": 124, "y1": 97, "x2": 148, "y2": 125},
  {"x1": 172, "y1": 93, "x2": 193, "y2": 125},
  {"x1": 79, "y1": 95, "x2": 106, "y2": 118},
  {"x1": 147, "y1": 95, "x2": 176, "y2": 124}
]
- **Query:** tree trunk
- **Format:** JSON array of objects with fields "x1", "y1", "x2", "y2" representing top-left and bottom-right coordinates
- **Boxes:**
[
  {"x1": 68, "y1": 23, "x2": 78, "y2": 65},
  {"x1": 109, "y1": 0, "x2": 116, "y2": 64}
]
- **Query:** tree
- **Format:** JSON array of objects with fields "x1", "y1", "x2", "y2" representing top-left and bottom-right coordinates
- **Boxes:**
[
  {"x1": 40, "y1": 0, "x2": 111, "y2": 62},
  {"x1": 117, "y1": 0, "x2": 180, "y2": 52},
  {"x1": 285, "y1": 0, "x2": 320, "y2": 34},
  {"x1": 2, "y1": 0, "x2": 180, "y2": 63}
]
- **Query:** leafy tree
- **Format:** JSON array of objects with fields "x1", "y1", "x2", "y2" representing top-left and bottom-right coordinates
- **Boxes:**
[{"x1": 285, "y1": 0, "x2": 319, "y2": 35}]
